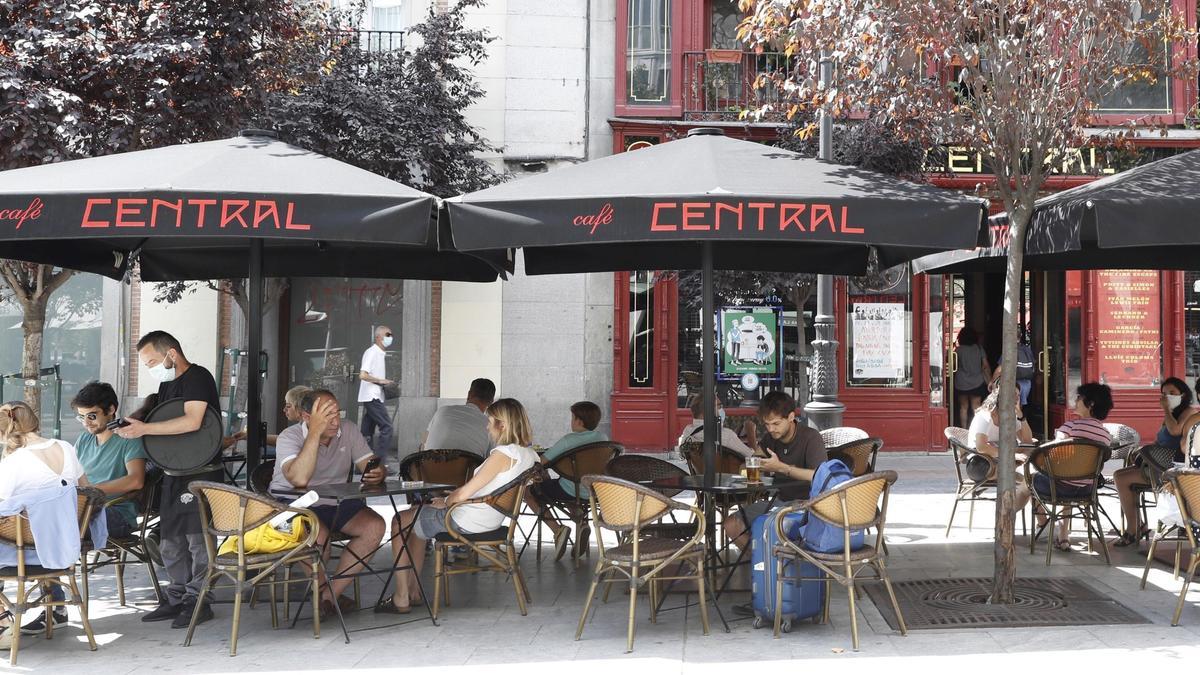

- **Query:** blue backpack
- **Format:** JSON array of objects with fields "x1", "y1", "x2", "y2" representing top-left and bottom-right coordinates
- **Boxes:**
[{"x1": 800, "y1": 459, "x2": 865, "y2": 553}]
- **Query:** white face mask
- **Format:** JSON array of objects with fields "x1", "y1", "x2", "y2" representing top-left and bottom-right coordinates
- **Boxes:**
[
  {"x1": 382, "y1": 336, "x2": 393, "y2": 348},
  {"x1": 1167, "y1": 394, "x2": 1184, "y2": 409},
  {"x1": 148, "y1": 358, "x2": 176, "y2": 383}
]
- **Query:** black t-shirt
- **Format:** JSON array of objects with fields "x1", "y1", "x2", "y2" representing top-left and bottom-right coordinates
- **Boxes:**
[
  {"x1": 760, "y1": 420, "x2": 827, "y2": 501},
  {"x1": 157, "y1": 363, "x2": 223, "y2": 537}
]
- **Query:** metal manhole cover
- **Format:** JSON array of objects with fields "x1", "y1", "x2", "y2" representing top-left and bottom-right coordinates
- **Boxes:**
[{"x1": 863, "y1": 577, "x2": 1149, "y2": 630}]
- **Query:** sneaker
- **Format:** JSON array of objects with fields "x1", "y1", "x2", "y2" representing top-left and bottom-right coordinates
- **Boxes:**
[
  {"x1": 572, "y1": 524, "x2": 591, "y2": 558},
  {"x1": 553, "y1": 527, "x2": 570, "y2": 562},
  {"x1": 141, "y1": 601, "x2": 182, "y2": 623},
  {"x1": 20, "y1": 609, "x2": 67, "y2": 635},
  {"x1": 172, "y1": 600, "x2": 213, "y2": 629}
]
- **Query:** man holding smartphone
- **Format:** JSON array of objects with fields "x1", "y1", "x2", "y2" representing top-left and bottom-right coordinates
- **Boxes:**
[{"x1": 268, "y1": 389, "x2": 386, "y2": 618}]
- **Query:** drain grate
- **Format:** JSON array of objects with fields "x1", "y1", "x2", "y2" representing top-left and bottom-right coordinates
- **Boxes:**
[{"x1": 862, "y1": 577, "x2": 1150, "y2": 630}]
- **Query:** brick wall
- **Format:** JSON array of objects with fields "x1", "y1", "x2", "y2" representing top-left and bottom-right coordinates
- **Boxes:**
[
  {"x1": 127, "y1": 279, "x2": 142, "y2": 394},
  {"x1": 217, "y1": 290, "x2": 233, "y2": 393}
]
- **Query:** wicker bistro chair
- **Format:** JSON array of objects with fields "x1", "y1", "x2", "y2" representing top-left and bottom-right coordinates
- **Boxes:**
[
  {"x1": 1025, "y1": 439, "x2": 1111, "y2": 565},
  {"x1": 820, "y1": 426, "x2": 869, "y2": 448},
  {"x1": 944, "y1": 426, "x2": 1015, "y2": 537},
  {"x1": 400, "y1": 449, "x2": 484, "y2": 487},
  {"x1": 1104, "y1": 423, "x2": 1142, "y2": 464},
  {"x1": 430, "y1": 467, "x2": 539, "y2": 619},
  {"x1": 680, "y1": 441, "x2": 745, "y2": 476},
  {"x1": 605, "y1": 454, "x2": 698, "y2": 541},
  {"x1": 770, "y1": 471, "x2": 906, "y2": 650},
  {"x1": 1139, "y1": 469, "x2": 1200, "y2": 625},
  {"x1": 185, "y1": 481, "x2": 349, "y2": 656},
  {"x1": 827, "y1": 437, "x2": 884, "y2": 477},
  {"x1": 79, "y1": 471, "x2": 164, "y2": 606},
  {"x1": 1125, "y1": 444, "x2": 1179, "y2": 534},
  {"x1": 0, "y1": 486, "x2": 104, "y2": 666},
  {"x1": 249, "y1": 460, "x2": 275, "y2": 495},
  {"x1": 575, "y1": 476, "x2": 710, "y2": 653},
  {"x1": 536, "y1": 441, "x2": 624, "y2": 560}
]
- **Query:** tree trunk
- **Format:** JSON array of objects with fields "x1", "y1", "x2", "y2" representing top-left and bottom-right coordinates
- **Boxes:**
[
  {"x1": 991, "y1": 204, "x2": 1030, "y2": 605},
  {"x1": 20, "y1": 302, "x2": 48, "y2": 416}
]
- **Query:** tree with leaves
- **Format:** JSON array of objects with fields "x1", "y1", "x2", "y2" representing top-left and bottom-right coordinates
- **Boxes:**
[{"x1": 739, "y1": 0, "x2": 1198, "y2": 602}]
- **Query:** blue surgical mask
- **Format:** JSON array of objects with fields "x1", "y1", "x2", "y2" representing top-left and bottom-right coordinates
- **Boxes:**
[
  {"x1": 717, "y1": 409, "x2": 726, "y2": 425},
  {"x1": 382, "y1": 336, "x2": 393, "y2": 348}
]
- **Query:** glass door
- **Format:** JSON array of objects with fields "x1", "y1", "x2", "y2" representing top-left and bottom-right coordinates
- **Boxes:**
[
  {"x1": 287, "y1": 278, "x2": 405, "y2": 424},
  {"x1": 940, "y1": 274, "x2": 967, "y2": 426},
  {"x1": 1032, "y1": 271, "x2": 1068, "y2": 440}
]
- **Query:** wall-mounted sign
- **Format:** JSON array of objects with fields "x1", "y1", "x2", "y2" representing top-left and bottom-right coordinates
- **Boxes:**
[
  {"x1": 1096, "y1": 270, "x2": 1161, "y2": 388},
  {"x1": 851, "y1": 302, "x2": 906, "y2": 380},
  {"x1": 719, "y1": 306, "x2": 781, "y2": 380}
]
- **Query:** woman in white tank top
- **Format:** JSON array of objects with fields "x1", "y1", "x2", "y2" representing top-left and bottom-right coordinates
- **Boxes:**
[
  {"x1": 0, "y1": 401, "x2": 89, "y2": 500},
  {"x1": 379, "y1": 398, "x2": 537, "y2": 614}
]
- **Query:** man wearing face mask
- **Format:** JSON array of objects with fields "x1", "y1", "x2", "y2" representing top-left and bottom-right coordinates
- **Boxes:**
[
  {"x1": 358, "y1": 325, "x2": 394, "y2": 459},
  {"x1": 677, "y1": 394, "x2": 755, "y2": 458},
  {"x1": 116, "y1": 330, "x2": 222, "y2": 628}
]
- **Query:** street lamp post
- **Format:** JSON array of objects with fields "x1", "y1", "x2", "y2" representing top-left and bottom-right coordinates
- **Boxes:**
[{"x1": 804, "y1": 51, "x2": 845, "y2": 429}]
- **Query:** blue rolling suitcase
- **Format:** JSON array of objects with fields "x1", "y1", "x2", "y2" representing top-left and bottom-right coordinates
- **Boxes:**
[{"x1": 750, "y1": 510, "x2": 825, "y2": 632}]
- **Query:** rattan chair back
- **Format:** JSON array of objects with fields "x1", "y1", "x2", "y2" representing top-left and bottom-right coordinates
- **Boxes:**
[
  {"x1": 944, "y1": 426, "x2": 970, "y2": 449},
  {"x1": 1030, "y1": 439, "x2": 1106, "y2": 483},
  {"x1": 190, "y1": 481, "x2": 281, "y2": 537},
  {"x1": 250, "y1": 459, "x2": 275, "y2": 494},
  {"x1": 547, "y1": 441, "x2": 623, "y2": 483},
  {"x1": 821, "y1": 426, "x2": 869, "y2": 448},
  {"x1": 679, "y1": 441, "x2": 743, "y2": 475},
  {"x1": 1132, "y1": 444, "x2": 1179, "y2": 488},
  {"x1": 805, "y1": 470, "x2": 896, "y2": 531},
  {"x1": 828, "y1": 437, "x2": 883, "y2": 477},
  {"x1": 483, "y1": 467, "x2": 539, "y2": 519},
  {"x1": 1165, "y1": 469, "x2": 1200, "y2": 531},
  {"x1": 1103, "y1": 423, "x2": 1141, "y2": 462},
  {"x1": 0, "y1": 486, "x2": 103, "y2": 549},
  {"x1": 1181, "y1": 416, "x2": 1200, "y2": 458},
  {"x1": 582, "y1": 475, "x2": 672, "y2": 532},
  {"x1": 401, "y1": 449, "x2": 484, "y2": 487},
  {"x1": 606, "y1": 454, "x2": 688, "y2": 499}
]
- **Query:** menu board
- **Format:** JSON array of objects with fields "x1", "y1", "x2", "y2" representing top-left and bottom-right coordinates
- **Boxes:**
[
  {"x1": 1096, "y1": 270, "x2": 1161, "y2": 388},
  {"x1": 851, "y1": 302, "x2": 907, "y2": 380}
]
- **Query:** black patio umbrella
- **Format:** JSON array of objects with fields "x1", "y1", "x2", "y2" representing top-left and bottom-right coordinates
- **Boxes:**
[
  {"x1": 0, "y1": 131, "x2": 509, "y2": 482},
  {"x1": 447, "y1": 128, "x2": 987, "y2": 492},
  {"x1": 912, "y1": 148, "x2": 1200, "y2": 275}
]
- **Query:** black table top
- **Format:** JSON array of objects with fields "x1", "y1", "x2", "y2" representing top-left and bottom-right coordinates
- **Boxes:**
[
  {"x1": 279, "y1": 479, "x2": 454, "y2": 501},
  {"x1": 650, "y1": 472, "x2": 802, "y2": 495}
]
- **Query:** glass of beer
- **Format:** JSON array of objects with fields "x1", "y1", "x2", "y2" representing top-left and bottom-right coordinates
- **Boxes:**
[{"x1": 745, "y1": 455, "x2": 763, "y2": 484}]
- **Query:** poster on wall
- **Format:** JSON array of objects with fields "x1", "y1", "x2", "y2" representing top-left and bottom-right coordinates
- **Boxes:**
[
  {"x1": 1096, "y1": 270, "x2": 1161, "y2": 388},
  {"x1": 718, "y1": 306, "x2": 781, "y2": 379},
  {"x1": 851, "y1": 302, "x2": 906, "y2": 379}
]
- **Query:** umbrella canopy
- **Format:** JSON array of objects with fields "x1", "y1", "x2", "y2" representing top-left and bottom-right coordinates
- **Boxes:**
[
  {"x1": 447, "y1": 129, "x2": 987, "y2": 274},
  {"x1": 912, "y1": 148, "x2": 1200, "y2": 275},
  {"x1": 0, "y1": 131, "x2": 506, "y2": 282}
]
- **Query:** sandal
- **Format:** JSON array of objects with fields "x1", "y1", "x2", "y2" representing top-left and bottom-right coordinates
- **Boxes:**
[
  {"x1": 374, "y1": 595, "x2": 411, "y2": 615},
  {"x1": 1113, "y1": 527, "x2": 1148, "y2": 548},
  {"x1": 1054, "y1": 538, "x2": 1072, "y2": 552}
]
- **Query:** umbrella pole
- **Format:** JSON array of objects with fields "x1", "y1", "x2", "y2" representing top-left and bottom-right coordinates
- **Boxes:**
[
  {"x1": 701, "y1": 241, "x2": 717, "y2": 489},
  {"x1": 246, "y1": 239, "x2": 263, "y2": 489}
]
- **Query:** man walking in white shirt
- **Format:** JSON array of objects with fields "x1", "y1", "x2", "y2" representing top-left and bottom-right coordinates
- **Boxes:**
[{"x1": 359, "y1": 325, "x2": 394, "y2": 458}]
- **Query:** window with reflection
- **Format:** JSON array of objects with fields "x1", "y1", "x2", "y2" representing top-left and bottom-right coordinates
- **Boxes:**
[
  {"x1": 1097, "y1": 6, "x2": 1172, "y2": 113},
  {"x1": 628, "y1": 271, "x2": 657, "y2": 388},
  {"x1": 846, "y1": 268, "x2": 914, "y2": 388},
  {"x1": 627, "y1": 0, "x2": 672, "y2": 105}
]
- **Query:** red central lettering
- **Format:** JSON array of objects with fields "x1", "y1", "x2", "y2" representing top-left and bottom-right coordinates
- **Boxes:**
[
  {"x1": 151, "y1": 199, "x2": 183, "y2": 228},
  {"x1": 840, "y1": 206, "x2": 864, "y2": 234},
  {"x1": 115, "y1": 198, "x2": 147, "y2": 227},
  {"x1": 220, "y1": 200, "x2": 251, "y2": 228},
  {"x1": 681, "y1": 202, "x2": 711, "y2": 231},
  {"x1": 650, "y1": 202, "x2": 678, "y2": 231},
  {"x1": 188, "y1": 199, "x2": 217, "y2": 228},
  {"x1": 81, "y1": 198, "x2": 111, "y2": 228},
  {"x1": 284, "y1": 202, "x2": 311, "y2": 231},
  {"x1": 747, "y1": 202, "x2": 773, "y2": 231},
  {"x1": 779, "y1": 203, "x2": 807, "y2": 231},
  {"x1": 810, "y1": 203, "x2": 836, "y2": 233},
  {"x1": 253, "y1": 201, "x2": 282, "y2": 229}
]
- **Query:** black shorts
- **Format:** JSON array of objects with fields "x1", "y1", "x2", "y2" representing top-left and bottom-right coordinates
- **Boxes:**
[
  {"x1": 531, "y1": 479, "x2": 574, "y2": 503},
  {"x1": 955, "y1": 384, "x2": 990, "y2": 399},
  {"x1": 275, "y1": 497, "x2": 369, "y2": 533}
]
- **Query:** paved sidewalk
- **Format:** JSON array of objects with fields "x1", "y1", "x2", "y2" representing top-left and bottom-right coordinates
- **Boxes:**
[{"x1": 6, "y1": 455, "x2": 1200, "y2": 674}]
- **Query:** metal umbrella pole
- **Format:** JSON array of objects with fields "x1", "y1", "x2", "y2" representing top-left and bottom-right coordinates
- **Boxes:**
[{"x1": 246, "y1": 239, "x2": 264, "y2": 489}]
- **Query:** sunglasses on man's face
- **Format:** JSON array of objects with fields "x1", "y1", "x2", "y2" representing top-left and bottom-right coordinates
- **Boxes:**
[{"x1": 75, "y1": 412, "x2": 104, "y2": 422}]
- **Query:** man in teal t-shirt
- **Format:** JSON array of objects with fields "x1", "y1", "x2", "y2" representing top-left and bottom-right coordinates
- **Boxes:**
[
  {"x1": 71, "y1": 381, "x2": 148, "y2": 537},
  {"x1": 525, "y1": 401, "x2": 608, "y2": 561}
]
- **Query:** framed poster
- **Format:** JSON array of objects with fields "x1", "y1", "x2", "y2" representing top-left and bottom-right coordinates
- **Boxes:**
[
  {"x1": 718, "y1": 306, "x2": 781, "y2": 380},
  {"x1": 850, "y1": 302, "x2": 906, "y2": 380}
]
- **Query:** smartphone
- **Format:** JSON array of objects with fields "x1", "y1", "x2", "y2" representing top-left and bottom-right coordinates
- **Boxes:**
[
  {"x1": 362, "y1": 456, "x2": 382, "y2": 481},
  {"x1": 105, "y1": 418, "x2": 132, "y2": 431}
]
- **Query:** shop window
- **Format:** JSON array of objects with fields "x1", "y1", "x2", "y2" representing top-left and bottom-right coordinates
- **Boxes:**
[
  {"x1": 1096, "y1": 6, "x2": 1172, "y2": 114},
  {"x1": 846, "y1": 268, "x2": 914, "y2": 388},
  {"x1": 709, "y1": 0, "x2": 741, "y2": 49},
  {"x1": 1186, "y1": 272, "x2": 1200, "y2": 380},
  {"x1": 628, "y1": 271, "x2": 657, "y2": 388},
  {"x1": 627, "y1": 0, "x2": 673, "y2": 106},
  {"x1": 1095, "y1": 270, "x2": 1163, "y2": 388},
  {"x1": 928, "y1": 274, "x2": 945, "y2": 406}
]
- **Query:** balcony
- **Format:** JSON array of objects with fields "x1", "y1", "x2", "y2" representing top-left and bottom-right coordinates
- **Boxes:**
[
  {"x1": 332, "y1": 29, "x2": 406, "y2": 53},
  {"x1": 682, "y1": 50, "x2": 791, "y2": 122}
]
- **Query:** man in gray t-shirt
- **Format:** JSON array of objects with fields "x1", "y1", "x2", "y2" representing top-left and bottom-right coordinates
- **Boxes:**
[{"x1": 422, "y1": 378, "x2": 496, "y2": 456}]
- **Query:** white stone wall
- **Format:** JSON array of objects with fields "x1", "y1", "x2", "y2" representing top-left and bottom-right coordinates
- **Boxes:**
[{"x1": 136, "y1": 283, "x2": 220, "y2": 398}]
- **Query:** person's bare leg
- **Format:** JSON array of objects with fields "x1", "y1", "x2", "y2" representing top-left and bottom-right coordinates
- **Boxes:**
[
  {"x1": 328, "y1": 509, "x2": 385, "y2": 600},
  {"x1": 524, "y1": 493, "x2": 564, "y2": 536},
  {"x1": 1113, "y1": 466, "x2": 1143, "y2": 536},
  {"x1": 389, "y1": 510, "x2": 416, "y2": 607},
  {"x1": 724, "y1": 514, "x2": 749, "y2": 551},
  {"x1": 957, "y1": 394, "x2": 970, "y2": 428}
]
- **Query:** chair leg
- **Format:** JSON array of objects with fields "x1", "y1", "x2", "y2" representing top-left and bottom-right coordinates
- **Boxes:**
[
  {"x1": 846, "y1": 577, "x2": 860, "y2": 652},
  {"x1": 575, "y1": 564, "x2": 604, "y2": 641},
  {"x1": 1172, "y1": 558, "x2": 1199, "y2": 626},
  {"x1": 694, "y1": 554, "x2": 710, "y2": 636},
  {"x1": 1140, "y1": 526, "x2": 1161, "y2": 589},
  {"x1": 648, "y1": 578, "x2": 658, "y2": 624},
  {"x1": 312, "y1": 565, "x2": 323, "y2": 640},
  {"x1": 877, "y1": 560, "x2": 907, "y2": 636},
  {"x1": 432, "y1": 546, "x2": 444, "y2": 621},
  {"x1": 1091, "y1": 502, "x2": 1110, "y2": 565},
  {"x1": 508, "y1": 547, "x2": 529, "y2": 616},
  {"x1": 945, "y1": 494, "x2": 961, "y2": 537},
  {"x1": 116, "y1": 551, "x2": 127, "y2": 606},
  {"x1": 967, "y1": 497, "x2": 975, "y2": 532},
  {"x1": 10, "y1": 579, "x2": 23, "y2": 666},
  {"x1": 230, "y1": 568, "x2": 246, "y2": 657},
  {"x1": 1045, "y1": 506, "x2": 1056, "y2": 566},
  {"x1": 184, "y1": 571, "x2": 215, "y2": 648},
  {"x1": 269, "y1": 572, "x2": 279, "y2": 629},
  {"x1": 626, "y1": 573, "x2": 638, "y2": 653},
  {"x1": 79, "y1": 556, "x2": 90, "y2": 613},
  {"x1": 284, "y1": 565, "x2": 291, "y2": 620}
]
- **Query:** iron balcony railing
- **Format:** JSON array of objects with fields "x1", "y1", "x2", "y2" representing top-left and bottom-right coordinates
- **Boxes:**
[{"x1": 682, "y1": 50, "x2": 793, "y2": 122}]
